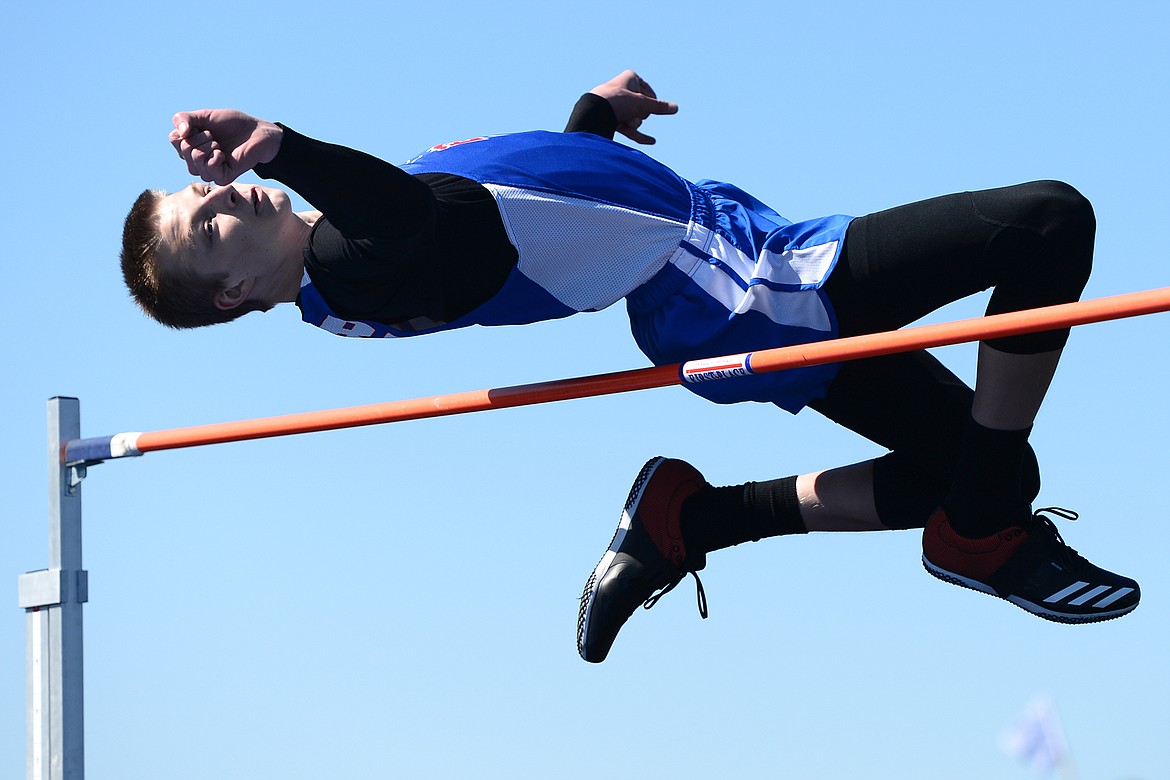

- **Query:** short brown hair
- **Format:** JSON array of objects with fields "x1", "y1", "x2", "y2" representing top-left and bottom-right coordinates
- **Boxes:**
[{"x1": 120, "y1": 189, "x2": 271, "y2": 329}]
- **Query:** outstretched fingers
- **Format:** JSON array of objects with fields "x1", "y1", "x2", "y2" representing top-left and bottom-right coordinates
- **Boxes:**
[
  {"x1": 616, "y1": 93, "x2": 679, "y2": 144},
  {"x1": 591, "y1": 70, "x2": 679, "y2": 145}
]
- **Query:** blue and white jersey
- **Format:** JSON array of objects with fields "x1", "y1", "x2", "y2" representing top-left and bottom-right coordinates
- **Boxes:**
[{"x1": 298, "y1": 130, "x2": 853, "y2": 411}]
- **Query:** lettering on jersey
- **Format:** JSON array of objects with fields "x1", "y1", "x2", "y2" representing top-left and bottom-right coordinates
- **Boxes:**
[
  {"x1": 314, "y1": 314, "x2": 404, "y2": 338},
  {"x1": 318, "y1": 315, "x2": 377, "y2": 338},
  {"x1": 426, "y1": 136, "x2": 488, "y2": 153},
  {"x1": 680, "y1": 354, "x2": 754, "y2": 384}
]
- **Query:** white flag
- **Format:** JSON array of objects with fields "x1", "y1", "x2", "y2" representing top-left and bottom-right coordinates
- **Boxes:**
[{"x1": 1000, "y1": 695, "x2": 1069, "y2": 774}]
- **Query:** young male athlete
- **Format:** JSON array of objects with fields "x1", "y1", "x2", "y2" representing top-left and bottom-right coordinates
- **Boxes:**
[{"x1": 122, "y1": 70, "x2": 1139, "y2": 664}]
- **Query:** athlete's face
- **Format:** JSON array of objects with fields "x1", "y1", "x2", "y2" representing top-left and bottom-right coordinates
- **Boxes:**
[{"x1": 155, "y1": 182, "x2": 300, "y2": 286}]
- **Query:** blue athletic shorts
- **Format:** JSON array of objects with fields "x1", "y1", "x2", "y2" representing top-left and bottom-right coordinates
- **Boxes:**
[{"x1": 627, "y1": 180, "x2": 853, "y2": 413}]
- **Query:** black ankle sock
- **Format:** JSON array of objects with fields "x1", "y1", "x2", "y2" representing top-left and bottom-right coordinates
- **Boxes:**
[
  {"x1": 943, "y1": 420, "x2": 1034, "y2": 537},
  {"x1": 681, "y1": 476, "x2": 806, "y2": 555}
]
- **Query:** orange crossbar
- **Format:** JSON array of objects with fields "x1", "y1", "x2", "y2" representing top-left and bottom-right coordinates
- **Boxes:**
[{"x1": 124, "y1": 286, "x2": 1170, "y2": 455}]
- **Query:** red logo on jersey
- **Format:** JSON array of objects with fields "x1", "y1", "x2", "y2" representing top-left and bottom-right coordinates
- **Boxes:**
[{"x1": 426, "y1": 136, "x2": 488, "y2": 153}]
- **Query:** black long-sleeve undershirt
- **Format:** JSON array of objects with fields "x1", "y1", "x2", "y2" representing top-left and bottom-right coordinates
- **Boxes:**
[{"x1": 253, "y1": 93, "x2": 619, "y2": 326}]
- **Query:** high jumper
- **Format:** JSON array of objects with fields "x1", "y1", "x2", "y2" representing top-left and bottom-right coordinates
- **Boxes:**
[{"x1": 121, "y1": 69, "x2": 1138, "y2": 663}]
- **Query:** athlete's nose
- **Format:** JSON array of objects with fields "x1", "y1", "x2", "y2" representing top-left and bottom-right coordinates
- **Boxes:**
[{"x1": 208, "y1": 185, "x2": 240, "y2": 209}]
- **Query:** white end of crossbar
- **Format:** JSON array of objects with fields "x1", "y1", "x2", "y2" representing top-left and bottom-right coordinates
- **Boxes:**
[{"x1": 110, "y1": 432, "x2": 142, "y2": 458}]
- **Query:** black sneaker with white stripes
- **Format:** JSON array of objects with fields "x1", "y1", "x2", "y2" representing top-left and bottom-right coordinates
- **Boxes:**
[
  {"x1": 577, "y1": 457, "x2": 709, "y2": 663},
  {"x1": 923, "y1": 506, "x2": 1140, "y2": 623}
]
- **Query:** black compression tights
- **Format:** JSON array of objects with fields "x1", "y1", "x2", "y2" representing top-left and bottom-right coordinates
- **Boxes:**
[{"x1": 811, "y1": 180, "x2": 1095, "y2": 529}]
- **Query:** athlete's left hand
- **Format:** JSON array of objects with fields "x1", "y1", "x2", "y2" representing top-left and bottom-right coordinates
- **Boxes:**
[
  {"x1": 169, "y1": 109, "x2": 283, "y2": 185},
  {"x1": 590, "y1": 70, "x2": 679, "y2": 144}
]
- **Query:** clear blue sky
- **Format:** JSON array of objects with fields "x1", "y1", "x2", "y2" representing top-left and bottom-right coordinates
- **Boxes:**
[{"x1": 3, "y1": 2, "x2": 1167, "y2": 778}]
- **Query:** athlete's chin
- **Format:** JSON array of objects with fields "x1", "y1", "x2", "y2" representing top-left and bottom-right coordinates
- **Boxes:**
[{"x1": 263, "y1": 187, "x2": 293, "y2": 213}]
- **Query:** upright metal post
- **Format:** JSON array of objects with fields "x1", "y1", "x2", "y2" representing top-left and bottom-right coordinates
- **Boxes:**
[{"x1": 18, "y1": 397, "x2": 87, "y2": 780}]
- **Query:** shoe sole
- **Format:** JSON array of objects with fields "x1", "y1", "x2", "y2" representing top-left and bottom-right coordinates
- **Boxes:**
[
  {"x1": 922, "y1": 555, "x2": 1138, "y2": 624},
  {"x1": 577, "y1": 457, "x2": 664, "y2": 661}
]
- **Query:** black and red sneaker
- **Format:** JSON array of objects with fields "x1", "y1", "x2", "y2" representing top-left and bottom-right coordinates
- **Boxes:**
[
  {"x1": 577, "y1": 457, "x2": 709, "y2": 663},
  {"x1": 922, "y1": 506, "x2": 1139, "y2": 623}
]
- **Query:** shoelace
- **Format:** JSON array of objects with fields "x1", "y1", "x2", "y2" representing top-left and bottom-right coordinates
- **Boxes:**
[
  {"x1": 643, "y1": 570, "x2": 708, "y2": 619},
  {"x1": 1030, "y1": 506, "x2": 1082, "y2": 566}
]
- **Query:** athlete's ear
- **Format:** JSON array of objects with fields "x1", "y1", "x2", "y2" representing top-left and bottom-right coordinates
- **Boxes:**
[{"x1": 214, "y1": 278, "x2": 255, "y2": 311}]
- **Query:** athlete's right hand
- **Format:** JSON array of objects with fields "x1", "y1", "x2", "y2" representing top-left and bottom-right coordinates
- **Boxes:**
[
  {"x1": 170, "y1": 109, "x2": 283, "y2": 186},
  {"x1": 589, "y1": 70, "x2": 678, "y2": 145}
]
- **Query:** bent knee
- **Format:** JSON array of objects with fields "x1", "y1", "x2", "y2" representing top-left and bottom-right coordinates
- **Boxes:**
[
  {"x1": 1035, "y1": 180, "x2": 1095, "y2": 291},
  {"x1": 982, "y1": 180, "x2": 1095, "y2": 290},
  {"x1": 1036, "y1": 180, "x2": 1094, "y2": 292},
  {"x1": 1027, "y1": 179, "x2": 1096, "y2": 243}
]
